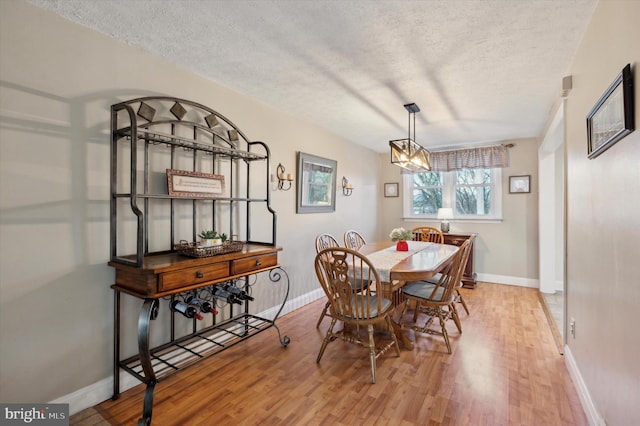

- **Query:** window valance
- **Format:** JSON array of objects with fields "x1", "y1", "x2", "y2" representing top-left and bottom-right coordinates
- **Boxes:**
[{"x1": 429, "y1": 144, "x2": 509, "y2": 172}]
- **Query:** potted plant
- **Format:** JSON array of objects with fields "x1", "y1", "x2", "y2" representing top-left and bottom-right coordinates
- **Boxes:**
[
  {"x1": 198, "y1": 230, "x2": 228, "y2": 247},
  {"x1": 389, "y1": 227, "x2": 413, "y2": 251}
]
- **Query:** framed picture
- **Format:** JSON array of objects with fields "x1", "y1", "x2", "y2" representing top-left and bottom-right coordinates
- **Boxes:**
[
  {"x1": 384, "y1": 182, "x2": 399, "y2": 197},
  {"x1": 587, "y1": 63, "x2": 635, "y2": 159},
  {"x1": 167, "y1": 169, "x2": 225, "y2": 197},
  {"x1": 509, "y1": 175, "x2": 530, "y2": 194},
  {"x1": 296, "y1": 152, "x2": 337, "y2": 213}
]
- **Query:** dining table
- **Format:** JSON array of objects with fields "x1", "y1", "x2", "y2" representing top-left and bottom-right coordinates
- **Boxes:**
[{"x1": 358, "y1": 240, "x2": 460, "y2": 349}]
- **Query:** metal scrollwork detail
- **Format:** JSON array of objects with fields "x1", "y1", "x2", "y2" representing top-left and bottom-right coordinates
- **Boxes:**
[
  {"x1": 269, "y1": 267, "x2": 290, "y2": 347},
  {"x1": 269, "y1": 268, "x2": 282, "y2": 283},
  {"x1": 137, "y1": 299, "x2": 159, "y2": 425}
]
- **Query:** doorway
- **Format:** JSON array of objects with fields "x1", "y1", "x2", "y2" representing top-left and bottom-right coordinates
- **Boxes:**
[{"x1": 538, "y1": 103, "x2": 566, "y2": 353}]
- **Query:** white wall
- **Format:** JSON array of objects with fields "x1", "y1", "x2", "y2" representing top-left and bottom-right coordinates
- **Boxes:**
[
  {"x1": 0, "y1": 1, "x2": 379, "y2": 407},
  {"x1": 564, "y1": 1, "x2": 640, "y2": 424},
  {"x1": 378, "y1": 138, "x2": 540, "y2": 286}
]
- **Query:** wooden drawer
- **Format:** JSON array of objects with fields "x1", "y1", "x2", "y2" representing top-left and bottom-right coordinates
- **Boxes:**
[
  {"x1": 159, "y1": 262, "x2": 230, "y2": 291},
  {"x1": 445, "y1": 236, "x2": 468, "y2": 246},
  {"x1": 231, "y1": 253, "x2": 277, "y2": 275}
]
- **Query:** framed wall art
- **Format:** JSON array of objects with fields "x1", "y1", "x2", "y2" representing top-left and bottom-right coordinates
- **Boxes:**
[
  {"x1": 587, "y1": 63, "x2": 635, "y2": 159},
  {"x1": 509, "y1": 175, "x2": 530, "y2": 194},
  {"x1": 384, "y1": 182, "x2": 399, "y2": 197},
  {"x1": 296, "y1": 152, "x2": 337, "y2": 213}
]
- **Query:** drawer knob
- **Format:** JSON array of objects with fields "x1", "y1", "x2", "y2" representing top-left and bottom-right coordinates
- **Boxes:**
[
  {"x1": 255, "y1": 260, "x2": 262, "y2": 266},
  {"x1": 196, "y1": 271, "x2": 204, "y2": 279}
]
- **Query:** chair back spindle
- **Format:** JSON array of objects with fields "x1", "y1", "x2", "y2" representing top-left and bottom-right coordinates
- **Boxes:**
[
  {"x1": 412, "y1": 226, "x2": 444, "y2": 244},
  {"x1": 344, "y1": 230, "x2": 367, "y2": 250}
]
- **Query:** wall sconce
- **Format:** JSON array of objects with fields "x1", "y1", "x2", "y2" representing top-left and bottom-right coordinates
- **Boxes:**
[
  {"x1": 274, "y1": 163, "x2": 293, "y2": 191},
  {"x1": 342, "y1": 176, "x2": 354, "y2": 196},
  {"x1": 437, "y1": 207, "x2": 453, "y2": 233}
]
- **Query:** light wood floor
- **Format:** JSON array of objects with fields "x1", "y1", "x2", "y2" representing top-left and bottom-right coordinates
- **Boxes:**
[{"x1": 72, "y1": 282, "x2": 587, "y2": 425}]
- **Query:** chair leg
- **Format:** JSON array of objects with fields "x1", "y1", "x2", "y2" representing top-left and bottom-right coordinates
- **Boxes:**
[
  {"x1": 437, "y1": 308, "x2": 452, "y2": 354},
  {"x1": 412, "y1": 300, "x2": 420, "y2": 322},
  {"x1": 456, "y1": 288, "x2": 470, "y2": 315},
  {"x1": 399, "y1": 299, "x2": 409, "y2": 324},
  {"x1": 316, "y1": 317, "x2": 337, "y2": 363},
  {"x1": 316, "y1": 300, "x2": 331, "y2": 328},
  {"x1": 367, "y1": 324, "x2": 376, "y2": 384},
  {"x1": 450, "y1": 303, "x2": 462, "y2": 334},
  {"x1": 386, "y1": 316, "x2": 401, "y2": 357}
]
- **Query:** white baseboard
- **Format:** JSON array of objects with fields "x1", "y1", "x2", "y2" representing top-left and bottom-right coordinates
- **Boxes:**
[
  {"x1": 49, "y1": 371, "x2": 141, "y2": 416},
  {"x1": 476, "y1": 273, "x2": 539, "y2": 288},
  {"x1": 51, "y1": 289, "x2": 326, "y2": 415},
  {"x1": 555, "y1": 279, "x2": 564, "y2": 292},
  {"x1": 564, "y1": 344, "x2": 605, "y2": 426}
]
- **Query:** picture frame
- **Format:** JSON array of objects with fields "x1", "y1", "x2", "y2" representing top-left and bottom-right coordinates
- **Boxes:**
[
  {"x1": 509, "y1": 175, "x2": 530, "y2": 194},
  {"x1": 587, "y1": 63, "x2": 635, "y2": 159},
  {"x1": 296, "y1": 152, "x2": 337, "y2": 213},
  {"x1": 167, "y1": 169, "x2": 225, "y2": 197},
  {"x1": 384, "y1": 182, "x2": 399, "y2": 198}
]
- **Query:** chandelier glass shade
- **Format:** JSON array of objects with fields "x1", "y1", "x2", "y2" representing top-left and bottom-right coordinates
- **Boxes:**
[
  {"x1": 389, "y1": 138, "x2": 431, "y2": 172},
  {"x1": 389, "y1": 103, "x2": 431, "y2": 172}
]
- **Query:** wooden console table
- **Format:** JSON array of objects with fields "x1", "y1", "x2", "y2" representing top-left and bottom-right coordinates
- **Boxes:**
[
  {"x1": 443, "y1": 233, "x2": 477, "y2": 288},
  {"x1": 110, "y1": 244, "x2": 289, "y2": 425}
]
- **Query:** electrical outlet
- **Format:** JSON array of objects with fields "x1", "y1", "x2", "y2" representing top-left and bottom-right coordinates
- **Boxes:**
[{"x1": 570, "y1": 318, "x2": 576, "y2": 338}]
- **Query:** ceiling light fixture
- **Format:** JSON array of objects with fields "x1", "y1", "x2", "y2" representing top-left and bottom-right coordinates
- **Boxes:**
[{"x1": 389, "y1": 103, "x2": 431, "y2": 172}]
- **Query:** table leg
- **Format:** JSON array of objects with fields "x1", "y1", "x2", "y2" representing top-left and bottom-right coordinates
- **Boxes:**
[
  {"x1": 390, "y1": 317, "x2": 413, "y2": 350},
  {"x1": 383, "y1": 280, "x2": 414, "y2": 350}
]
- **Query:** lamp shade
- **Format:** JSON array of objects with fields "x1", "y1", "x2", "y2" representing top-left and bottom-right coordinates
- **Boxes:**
[{"x1": 437, "y1": 208, "x2": 453, "y2": 220}]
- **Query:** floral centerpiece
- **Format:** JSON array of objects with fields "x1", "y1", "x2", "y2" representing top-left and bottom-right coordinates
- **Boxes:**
[{"x1": 389, "y1": 227, "x2": 413, "y2": 251}]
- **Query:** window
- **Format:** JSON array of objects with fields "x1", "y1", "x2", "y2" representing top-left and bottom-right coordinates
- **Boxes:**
[{"x1": 403, "y1": 168, "x2": 502, "y2": 220}]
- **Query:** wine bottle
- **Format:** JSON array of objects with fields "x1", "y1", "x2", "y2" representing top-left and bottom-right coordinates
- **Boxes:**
[
  {"x1": 170, "y1": 300, "x2": 204, "y2": 320},
  {"x1": 212, "y1": 287, "x2": 242, "y2": 305},
  {"x1": 186, "y1": 296, "x2": 218, "y2": 315},
  {"x1": 222, "y1": 284, "x2": 254, "y2": 301}
]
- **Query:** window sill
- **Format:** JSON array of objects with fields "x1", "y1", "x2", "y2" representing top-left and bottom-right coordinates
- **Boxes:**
[{"x1": 402, "y1": 217, "x2": 503, "y2": 224}]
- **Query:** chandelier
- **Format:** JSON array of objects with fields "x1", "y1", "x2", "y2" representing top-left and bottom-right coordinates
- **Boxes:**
[{"x1": 389, "y1": 103, "x2": 431, "y2": 172}]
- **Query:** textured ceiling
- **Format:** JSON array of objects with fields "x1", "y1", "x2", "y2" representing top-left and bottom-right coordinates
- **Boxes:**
[{"x1": 28, "y1": 0, "x2": 597, "y2": 152}]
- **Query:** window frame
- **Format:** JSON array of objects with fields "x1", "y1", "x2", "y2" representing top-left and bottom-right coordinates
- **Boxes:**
[{"x1": 402, "y1": 168, "x2": 503, "y2": 220}]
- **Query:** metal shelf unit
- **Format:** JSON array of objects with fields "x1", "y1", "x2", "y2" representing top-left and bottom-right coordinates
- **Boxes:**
[{"x1": 109, "y1": 97, "x2": 288, "y2": 426}]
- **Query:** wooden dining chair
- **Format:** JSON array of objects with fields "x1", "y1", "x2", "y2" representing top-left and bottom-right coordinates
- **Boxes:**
[
  {"x1": 412, "y1": 226, "x2": 469, "y2": 315},
  {"x1": 316, "y1": 233, "x2": 339, "y2": 253},
  {"x1": 344, "y1": 229, "x2": 366, "y2": 250},
  {"x1": 412, "y1": 226, "x2": 444, "y2": 243},
  {"x1": 314, "y1": 247, "x2": 400, "y2": 383},
  {"x1": 314, "y1": 233, "x2": 340, "y2": 328},
  {"x1": 399, "y1": 239, "x2": 472, "y2": 353}
]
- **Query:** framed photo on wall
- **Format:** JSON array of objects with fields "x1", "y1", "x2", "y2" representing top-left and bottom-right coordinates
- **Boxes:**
[
  {"x1": 509, "y1": 175, "x2": 530, "y2": 194},
  {"x1": 587, "y1": 63, "x2": 635, "y2": 159},
  {"x1": 384, "y1": 182, "x2": 399, "y2": 197}
]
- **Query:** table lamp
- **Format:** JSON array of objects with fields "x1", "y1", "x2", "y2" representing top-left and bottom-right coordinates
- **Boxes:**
[{"x1": 437, "y1": 208, "x2": 453, "y2": 233}]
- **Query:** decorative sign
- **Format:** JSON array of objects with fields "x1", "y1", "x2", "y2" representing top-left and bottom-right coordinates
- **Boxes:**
[{"x1": 167, "y1": 169, "x2": 225, "y2": 197}]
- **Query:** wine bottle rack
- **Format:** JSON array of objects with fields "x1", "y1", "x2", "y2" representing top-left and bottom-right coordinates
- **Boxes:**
[
  {"x1": 109, "y1": 97, "x2": 289, "y2": 426},
  {"x1": 119, "y1": 309, "x2": 286, "y2": 384}
]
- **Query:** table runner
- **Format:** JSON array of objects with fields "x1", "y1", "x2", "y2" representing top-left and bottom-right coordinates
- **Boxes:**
[{"x1": 365, "y1": 241, "x2": 434, "y2": 282}]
